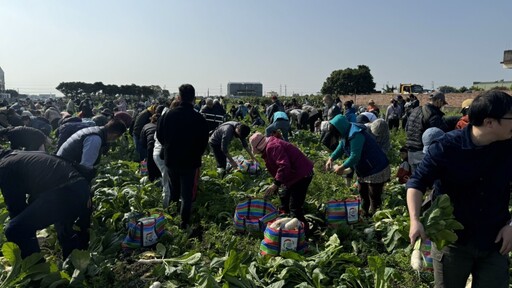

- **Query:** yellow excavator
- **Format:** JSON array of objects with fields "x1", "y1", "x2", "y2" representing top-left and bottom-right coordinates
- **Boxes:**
[{"x1": 399, "y1": 83, "x2": 423, "y2": 94}]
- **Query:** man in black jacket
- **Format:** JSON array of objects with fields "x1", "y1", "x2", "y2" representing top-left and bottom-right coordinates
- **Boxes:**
[
  {"x1": 157, "y1": 84, "x2": 209, "y2": 229},
  {"x1": 405, "y1": 92, "x2": 450, "y2": 172},
  {"x1": 133, "y1": 105, "x2": 156, "y2": 161},
  {"x1": 0, "y1": 126, "x2": 51, "y2": 151},
  {"x1": 0, "y1": 150, "x2": 91, "y2": 259}
]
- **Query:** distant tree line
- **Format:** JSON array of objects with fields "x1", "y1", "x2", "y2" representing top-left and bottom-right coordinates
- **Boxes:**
[
  {"x1": 320, "y1": 64, "x2": 512, "y2": 96},
  {"x1": 55, "y1": 82, "x2": 170, "y2": 99}
]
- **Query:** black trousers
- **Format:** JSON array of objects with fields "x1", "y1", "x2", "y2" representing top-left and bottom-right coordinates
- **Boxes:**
[
  {"x1": 210, "y1": 144, "x2": 227, "y2": 169},
  {"x1": 358, "y1": 182, "x2": 385, "y2": 216},
  {"x1": 4, "y1": 179, "x2": 90, "y2": 259},
  {"x1": 387, "y1": 118, "x2": 400, "y2": 130},
  {"x1": 278, "y1": 174, "x2": 313, "y2": 233},
  {"x1": 168, "y1": 167, "x2": 199, "y2": 228}
]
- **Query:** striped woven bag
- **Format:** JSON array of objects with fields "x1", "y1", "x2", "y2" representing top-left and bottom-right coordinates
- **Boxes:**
[{"x1": 233, "y1": 198, "x2": 278, "y2": 233}]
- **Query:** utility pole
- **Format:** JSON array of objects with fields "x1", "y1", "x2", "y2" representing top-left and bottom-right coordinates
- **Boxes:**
[
  {"x1": 280, "y1": 85, "x2": 282, "y2": 96},
  {"x1": 285, "y1": 85, "x2": 287, "y2": 97},
  {"x1": 220, "y1": 84, "x2": 222, "y2": 96}
]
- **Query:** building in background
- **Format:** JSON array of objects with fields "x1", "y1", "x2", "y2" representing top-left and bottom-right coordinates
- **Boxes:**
[
  {"x1": 227, "y1": 82, "x2": 262, "y2": 97},
  {"x1": 265, "y1": 91, "x2": 279, "y2": 98},
  {"x1": 501, "y1": 50, "x2": 512, "y2": 69},
  {"x1": 0, "y1": 66, "x2": 4, "y2": 92},
  {"x1": 472, "y1": 80, "x2": 512, "y2": 90}
]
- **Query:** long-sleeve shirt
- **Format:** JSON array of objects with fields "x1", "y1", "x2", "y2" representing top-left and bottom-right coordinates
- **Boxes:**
[
  {"x1": 208, "y1": 121, "x2": 247, "y2": 153},
  {"x1": 262, "y1": 136, "x2": 313, "y2": 187},
  {"x1": 156, "y1": 102, "x2": 208, "y2": 169},
  {"x1": 407, "y1": 126, "x2": 512, "y2": 251}
]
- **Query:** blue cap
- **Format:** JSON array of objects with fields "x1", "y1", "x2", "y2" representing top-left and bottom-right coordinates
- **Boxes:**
[{"x1": 422, "y1": 127, "x2": 445, "y2": 153}]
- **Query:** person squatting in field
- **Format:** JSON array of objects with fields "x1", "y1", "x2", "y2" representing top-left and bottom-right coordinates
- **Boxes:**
[
  {"x1": 407, "y1": 90, "x2": 512, "y2": 288},
  {"x1": 249, "y1": 132, "x2": 314, "y2": 235},
  {"x1": 0, "y1": 150, "x2": 91, "y2": 259},
  {"x1": 324, "y1": 114, "x2": 391, "y2": 217}
]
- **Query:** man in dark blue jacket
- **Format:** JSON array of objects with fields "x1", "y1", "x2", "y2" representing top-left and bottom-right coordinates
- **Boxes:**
[
  {"x1": 407, "y1": 90, "x2": 512, "y2": 287},
  {"x1": 0, "y1": 150, "x2": 91, "y2": 259},
  {"x1": 156, "y1": 84, "x2": 209, "y2": 229}
]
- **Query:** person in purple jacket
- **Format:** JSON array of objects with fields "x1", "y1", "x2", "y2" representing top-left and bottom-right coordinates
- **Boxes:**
[{"x1": 249, "y1": 132, "x2": 314, "y2": 234}]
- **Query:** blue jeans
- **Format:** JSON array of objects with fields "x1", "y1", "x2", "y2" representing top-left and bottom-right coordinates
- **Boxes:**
[
  {"x1": 265, "y1": 120, "x2": 290, "y2": 141},
  {"x1": 432, "y1": 242, "x2": 509, "y2": 288},
  {"x1": 133, "y1": 135, "x2": 147, "y2": 162},
  {"x1": 4, "y1": 179, "x2": 90, "y2": 259}
]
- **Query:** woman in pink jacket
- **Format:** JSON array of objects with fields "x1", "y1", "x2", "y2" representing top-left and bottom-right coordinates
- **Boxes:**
[{"x1": 249, "y1": 132, "x2": 314, "y2": 233}]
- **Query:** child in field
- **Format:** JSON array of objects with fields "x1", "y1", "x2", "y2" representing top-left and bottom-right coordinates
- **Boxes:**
[{"x1": 396, "y1": 147, "x2": 411, "y2": 184}]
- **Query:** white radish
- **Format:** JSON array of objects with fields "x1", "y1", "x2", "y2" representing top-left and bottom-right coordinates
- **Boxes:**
[
  {"x1": 149, "y1": 281, "x2": 162, "y2": 288},
  {"x1": 410, "y1": 238, "x2": 423, "y2": 271},
  {"x1": 333, "y1": 165, "x2": 352, "y2": 175},
  {"x1": 269, "y1": 217, "x2": 292, "y2": 229},
  {"x1": 283, "y1": 218, "x2": 300, "y2": 230}
]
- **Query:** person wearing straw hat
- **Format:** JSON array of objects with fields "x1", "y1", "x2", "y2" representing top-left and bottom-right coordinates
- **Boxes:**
[{"x1": 456, "y1": 98, "x2": 473, "y2": 129}]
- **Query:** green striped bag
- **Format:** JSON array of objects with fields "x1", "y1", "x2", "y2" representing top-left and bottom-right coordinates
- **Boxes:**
[{"x1": 259, "y1": 220, "x2": 307, "y2": 256}]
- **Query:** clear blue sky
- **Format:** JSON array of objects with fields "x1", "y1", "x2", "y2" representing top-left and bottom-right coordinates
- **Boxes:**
[{"x1": 1, "y1": 0, "x2": 511, "y2": 96}]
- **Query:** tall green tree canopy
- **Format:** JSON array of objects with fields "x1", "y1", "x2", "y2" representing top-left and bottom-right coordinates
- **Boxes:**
[{"x1": 321, "y1": 65, "x2": 376, "y2": 95}]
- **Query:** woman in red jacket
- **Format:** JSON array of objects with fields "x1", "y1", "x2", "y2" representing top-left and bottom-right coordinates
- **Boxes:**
[{"x1": 249, "y1": 132, "x2": 314, "y2": 234}]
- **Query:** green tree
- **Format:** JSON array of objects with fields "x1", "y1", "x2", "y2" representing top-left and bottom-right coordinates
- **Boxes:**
[
  {"x1": 458, "y1": 86, "x2": 468, "y2": 93},
  {"x1": 383, "y1": 85, "x2": 396, "y2": 93},
  {"x1": 321, "y1": 65, "x2": 376, "y2": 95},
  {"x1": 437, "y1": 85, "x2": 457, "y2": 93}
]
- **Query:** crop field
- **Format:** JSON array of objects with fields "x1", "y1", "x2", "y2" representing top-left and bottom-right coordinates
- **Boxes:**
[{"x1": 0, "y1": 96, "x2": 510, "y2": 287}]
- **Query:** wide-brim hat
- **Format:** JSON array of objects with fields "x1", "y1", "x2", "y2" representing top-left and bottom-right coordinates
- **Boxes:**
[{"x1": 249, "y1": 132, "x2": 267, "y2": 153}]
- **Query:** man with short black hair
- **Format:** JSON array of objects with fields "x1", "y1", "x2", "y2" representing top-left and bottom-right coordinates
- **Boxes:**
[
  {"x1": 407, "y1": 90, "x2": 512, "y2": 287},
  {"x1": 157, "y1": 84, "x2": 209, "y2": 229},
  {"x1": 57, "y1": 118, "x2": 127, "y2": 171}
]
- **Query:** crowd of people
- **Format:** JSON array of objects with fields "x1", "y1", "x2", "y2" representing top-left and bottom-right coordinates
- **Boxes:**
[{"x1": 0, "y1": 87, "x2": 510, "y2": 288}]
